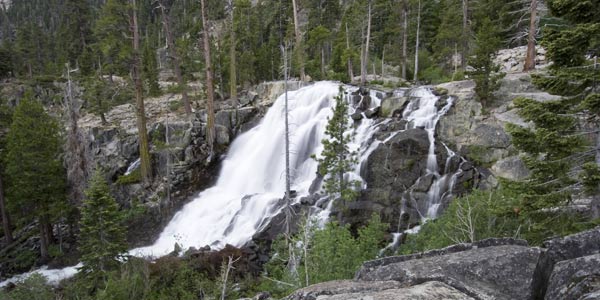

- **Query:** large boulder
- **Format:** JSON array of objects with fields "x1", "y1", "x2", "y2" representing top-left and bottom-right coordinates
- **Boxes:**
[
  {"x1": 545, "y1": 254, "x2": 600, "y2": 300},
  {"x1": 356, "y1": 243, "x2": 542, "y2": 300},
  {"x1": 531, "y1": 226, "x2": 600, "y2": 299},
  {"x1": 286, "y1": 280, "x2": 474, "y2": 300},
  {"x1": 380, "y1": 89, "x2": 410, "y2": 117},
  {"x1": 356, "y1": 127, "x2": 445, "y2": 228}
]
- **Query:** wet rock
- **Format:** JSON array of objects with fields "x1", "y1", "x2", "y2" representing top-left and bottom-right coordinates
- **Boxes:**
[
  {"x1": 356, "y1": 244, "x2": 541, "y2": 300},
  {"x1": 412, "y1": 174, "x2": 435, "y2": 192},
  {"x1": 380, "y1": 95, "x2": 409, "y2": 118},
  {"x1": 351, "y1": 111, "x2": 363, "y2": 121},
  {"x1": 365, "y1": 106, "x2": 380, "y2": 118}
]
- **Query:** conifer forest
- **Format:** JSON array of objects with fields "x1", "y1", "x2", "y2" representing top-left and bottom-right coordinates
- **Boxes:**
[{"x1": 0, "y1": 0, "x2": 599, "y2": 299}]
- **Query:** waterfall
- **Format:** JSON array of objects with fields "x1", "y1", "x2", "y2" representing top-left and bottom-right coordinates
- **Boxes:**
[
  {"x1": 132, "y1": 81, "x2": 380, "y2": 257},
  {"x1": 0, "y1": 81, "x2": 460, "y2": 286}
]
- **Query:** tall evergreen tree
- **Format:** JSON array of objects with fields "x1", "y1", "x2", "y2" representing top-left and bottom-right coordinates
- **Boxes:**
[
  {"x1": 78, "y1": 169, "x2": 127, "y2": 284},
  {"x1": 142, "y1": 38, "x2": 161, "y2": 97},
  {"x1": 130, "y1": 0, "x2": 153, "y2": 185},
  {"x1": 0, "y1": 96, "x2": 13, "y2": 244},
  {"x1": 158, "y1": 0, "x2": 193, "y2": 115},
  {"x1": 314, "y1": 87, "x2": 358, "y2": 204},
  {"x1": 93, "y1": 0, "x2": 132, "y2": 79},
  {"x1": 201, "y1": 0, "x2": 216, "y2": 159},
  {"x1": 4, "y1": 92, "x2": 67, "y2": 261},
  {"x1": 467, "y1": 17, "x2": 503, "y2": 108}
]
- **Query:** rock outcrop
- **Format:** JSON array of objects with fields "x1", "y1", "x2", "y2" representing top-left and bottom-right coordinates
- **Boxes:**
[
  {"x1": 287, "y1": 280, "x2": 474, "y2": 300},
  {"x1": 286, "y1": 227, "x2": 600, "y2": 300},
  {"x1": 436, "y1": 72, "x2": 561, "y2": 181}
]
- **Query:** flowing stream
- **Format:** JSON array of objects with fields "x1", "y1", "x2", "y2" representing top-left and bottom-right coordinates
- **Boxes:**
[{"x1": 1, "y1": 81, "x2": 461, "y2": 286}]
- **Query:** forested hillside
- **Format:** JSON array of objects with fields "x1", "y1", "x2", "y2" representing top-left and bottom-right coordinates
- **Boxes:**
[
  {"x1": 0, "y1": 0, "x2": 599, "y2": 299},
  {"x1": 0, "y1": 0, "x2": 553, "y2": 84}
]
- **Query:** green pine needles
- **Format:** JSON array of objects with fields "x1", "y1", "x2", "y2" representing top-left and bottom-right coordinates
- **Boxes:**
[
  {"x1": 79, "y1": 169, "x2": 127, "y2": 285},
  {"x1": 467, "y1": 18, "x2": 504, "y2": 108},
  {"x1": 314, "y1": 86, "x2": 359, "y2": 203}
]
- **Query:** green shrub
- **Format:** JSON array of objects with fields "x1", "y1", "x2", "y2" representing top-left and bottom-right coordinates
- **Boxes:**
[
  {"x1": 168, "y1": 100, "x2": 183, "y2": 112},
  {"x1": 260, "y1": 214, "x2": 388, "y2": 297},
  {"x1": 0, "y1": 273, "x2": 54, "y2": 300},
  {"x1": 399, "y1": 188, "x2": 522, "y2": 254},
  {"x1": 399, "y1": 187, "x2": 600, "y2": 254},
  {"x1": 116, "y1": 169, "x2": 141, "y2": 185}
]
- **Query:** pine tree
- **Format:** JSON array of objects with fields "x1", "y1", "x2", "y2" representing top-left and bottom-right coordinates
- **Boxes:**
[
  {"x1": 467, "y1": 17, "x2": 504, "y2": 108},
  {"x1": 158, "y1": 0, "x2": 192, "y2": 115},
  {"x1": 78, "y1": 169, "x2": 127, "y2": 284},
  {"x1": 4, "y1": 92, "x2": 67, "y2": 261},
  {"x1": 131, "y1": 0, "x2": 152, "y2": 185},
  {"x1": 201, "y1": 0, "x2": 216, "y2": 159},
  {"x1": 142, "y1": 39, "x2": 161, "y2": 97},
  {"x1": 504, "y1": 0, "x2": 600, "y2": 245},
  {"x1": 0, "y1": 96, "x2": 13, "y2": 244},
  {"x1": 93, "y1": 0, "x2": 132, "y2": 79},
  {"x1": 314, "y1": 87, "x2": 359, "y2": 203}
]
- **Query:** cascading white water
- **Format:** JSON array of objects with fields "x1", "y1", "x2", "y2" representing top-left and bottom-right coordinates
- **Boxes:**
[
  {"x1": 0, "y1": 81, "x2": 379, "y2": 287},
  {"x1": 0, "y1": 82, "x2": 460, "y2": 286},
  {"x1": 132, "y1": 81, "x2": 380, "y2": 257},
  {"x1": 402, "y1": 88, "x2": 455, "y2": 219}
]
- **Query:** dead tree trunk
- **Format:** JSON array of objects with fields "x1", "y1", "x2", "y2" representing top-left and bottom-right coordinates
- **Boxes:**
[
  {"x1": 292, "y1": 0, "x2": 305, "y2": 81},
  {"x1": 345, "y1": 22, "x2": 354, "y2": 82},
  {"x1": 159, "y1": 0, "x2": 192, "y2": 115},
  {"x1": 461, "y1": 0, "x2": 468, "y2": 70},
  {"x1": 401, "y1": 0, "x2": 408, "y2": 80},
  {"x1": 361, "y1": 1, "x2": 372, "y2": 86},
  {"x1": 131, "y1": 0, "x2": 152, "y2": 185},
  {"x1": 201, "y1": 0, "x2": 216, "y2": 159},
  {"x1": 523, "y1": 0, "x2": 538, "y2": 72},
  {"x1": 413, "y1": 0, "x2": 421, "y2": 82}
]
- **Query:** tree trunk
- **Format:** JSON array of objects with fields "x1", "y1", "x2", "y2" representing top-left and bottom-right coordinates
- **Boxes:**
[
  {"x1": 381, "y1": 47, "x2": 385, "y2": 79},
  {"x1": 159, "y1": 0, "x2": 192, "y2": 115},
  {"x1": 281, "y1": 45, "x2": 291, "y2": 236},
  {"x1": 201, "y1": 0, "x2": 216, "y2": 159},
  {"x1": 292, "y1": 0, "x2": 305, "y2": 81},
  {"x1": 229, "y1": 0, "x2": 237, "y2": 111},
  {"x1": 361, "y1": 1, "x2": 372, "y2": 86},
  {"x1": 345, "y1": 22, "x2": 354, "y2": 82},
  {"x1": 461, "y1": 0, "x2": 468, "y2": 70},
  {"x1": 0, "y1": 173, "x2": 13, "y2": 244},
  {"x1": 523, "y1": 0, "x2": 538, "y2": 72},
  {"x1": 131, "y1": 0, "x2": 152, "y2": 185},
  {"x1": 413, "y1": 0, "x2": 421, "y2": 82},
  {"x1": 401, "y1": 0, "x2": 408, "y2": 80},
  {"x1": 321, "y1": 46, "x2": 325, "y2": 78},
  {"x1": 39, "y1": 215, "x2": 50, "y2": 262}
]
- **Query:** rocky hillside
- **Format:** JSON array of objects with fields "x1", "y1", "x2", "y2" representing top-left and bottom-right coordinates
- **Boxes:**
[
  {"x1": 286, "y1": 226, "x2": 600, "y2": 300},
  {"x1": 75, "y1": 79, "x2": 308, "y2": 247}
]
